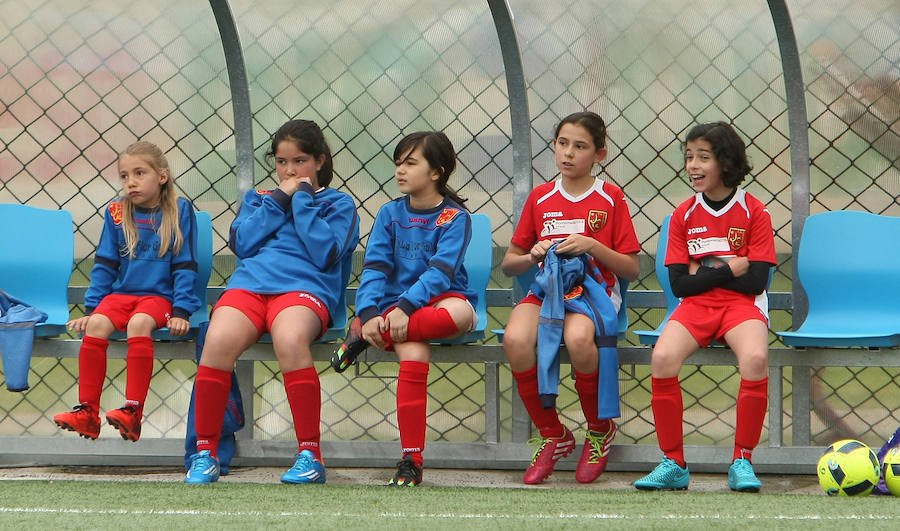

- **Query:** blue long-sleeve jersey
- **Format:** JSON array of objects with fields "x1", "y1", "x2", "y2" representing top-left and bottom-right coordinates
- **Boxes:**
[
  {"x1": 85, "y1": 196, "x2": 201, "y2": 319},
  {"x1": 226, "y1": 184, "x2": 359, "y2": 321},
  {"x1": 356, "y1": 196, "x2": 476, "y2": 324}
]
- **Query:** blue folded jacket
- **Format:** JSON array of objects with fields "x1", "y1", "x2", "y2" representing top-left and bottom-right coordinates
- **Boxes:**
[{"x1": 529, "y1": 246, "x2": 620, "y2": 419}]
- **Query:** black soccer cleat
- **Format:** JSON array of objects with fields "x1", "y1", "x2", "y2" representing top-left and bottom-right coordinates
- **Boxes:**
[
  {"x1": 330, "y1": 317, "x2": 368, "y2": 373},
  {"x1": 387, "y1": 454, "x2": 423, "y2": 487}
]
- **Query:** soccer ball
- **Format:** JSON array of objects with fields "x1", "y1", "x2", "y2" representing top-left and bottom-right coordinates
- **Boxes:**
[
  {"x1": 817, "y1": 439, "x2": 880, "y2": 496},
  {"x1": 881, "y1": 446, "x2": 900, "y2": 496}
]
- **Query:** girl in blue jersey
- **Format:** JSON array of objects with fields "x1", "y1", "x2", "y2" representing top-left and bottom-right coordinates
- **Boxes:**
[
  {"x1": 185, "y1": 120, "x2": 359, "y2": 485},
  {"x1": 54, "y1": 141, "x2": 201, "y2": 442},
  {"x1": 332, "y1": 131, "x2": 476, "y2": 487}
]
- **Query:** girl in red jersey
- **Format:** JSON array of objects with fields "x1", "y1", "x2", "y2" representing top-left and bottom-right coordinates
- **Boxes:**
[
  {"x1": 634, "y1": 121, "x2": 775, "y2": 493},
  {"x1": 501, "y1": 111, "x2": 640, "y2": 485}
]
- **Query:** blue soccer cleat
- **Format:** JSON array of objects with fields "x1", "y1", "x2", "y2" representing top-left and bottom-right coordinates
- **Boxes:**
[
  {"x1": 728, "y1": 458, "x2": 762, "y2": 492},
  {"x1": 185, "y1": 450, "x2": 220, "y2": 484},
  {"x1": 634, "y1": 457, "x2": 690, "y2": 490},
  {"x1": 281, "y1": 449, "x2": 326, "y2": 484}
]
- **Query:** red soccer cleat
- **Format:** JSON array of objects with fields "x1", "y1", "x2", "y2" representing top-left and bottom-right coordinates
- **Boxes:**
[
  {"x1": 523, "y1": 426, "x2": 575, "y2": 484},
  {"x1": 54, "y1": 403, "x2": 101, "y2": 440},
  {"x1": 575, "y1": 421, "x2": 617, "y2": 483},
  {"x1": 105, "y1": 403, "x2": 143, "y2": 442}
]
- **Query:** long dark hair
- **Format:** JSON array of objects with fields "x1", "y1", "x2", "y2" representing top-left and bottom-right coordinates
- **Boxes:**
[
  {"x1": 394, "y1": 131, "x2": 467, "y2": 208},
  {"x1": 265, "y1": 119, "x2": 335, "y2": 188},
  {"x1": 685, "y1": 122, "x2": 752, "y2": 188}
]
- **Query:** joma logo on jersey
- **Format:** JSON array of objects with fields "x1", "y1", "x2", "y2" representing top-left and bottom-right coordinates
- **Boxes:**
[
  {"x1": 543, "y1": 211, "x2": 563, "y2": 219},
  {"x1": 587, "y1": 210, "x2": 607, "y2": 232},
  {"x1": 687, "y1": 226, "x2": 707, "y2": 235},
  {"x1": 728, "y1": 227, "x2": 746, "y2": 249}
]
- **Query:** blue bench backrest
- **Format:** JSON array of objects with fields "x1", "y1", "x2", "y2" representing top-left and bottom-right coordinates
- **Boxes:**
[
  {"x1": 0, "y1": 204, "x2": 73, "y2": 337},
  {"x1": 778, "y1": 210, "x2": 900, "y2": 347},
  {"x1": 438, "y1": 213, "x2": 491, "y2": 344},
  {"x1": 317, "y1": 248, "x2": 355, "y2": 343},
  {"x1": 634, "y1": 215, "x2": 679, "y2": 344}
]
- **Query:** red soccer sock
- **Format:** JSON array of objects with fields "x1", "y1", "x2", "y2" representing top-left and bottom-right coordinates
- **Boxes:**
[
  {"x1": 77, "y1": 335, "x2": 109, "y2": 410},
  {"x1": 284, "y1": 367, "x2": 322, "y2": 461},
  {"x1": 651, "y1": 376, "x2": 686, "y2": 467},
  {"x1": 125, "y1": 336, "x2": 154, "y2": 410},
  {"x1": 397, "y1": 360, "x2": 429, "y2": 466},
  {"x1": 406, "y1": 306, "x2": 460, "y2": 342},
  {"x1": 734, "y1": 377, "x2": 768, "y2": 462},
  {"x1": 193, "y1": 365, "x2": 232, "y2": 457},
  {"x1": 574, "y1": 369, "x2": 612, "y2": 433},
  {"x1": 512, "y1": 366, "x2": 565, "y2": 439}
]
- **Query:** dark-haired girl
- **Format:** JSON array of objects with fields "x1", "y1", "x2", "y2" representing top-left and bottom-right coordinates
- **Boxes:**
[
  {"x1": 501, "y1": 111, "x2": 640, "y2": 485},
  {"x1": 185, "y1": 119, "x2": 359, "y2": 484},
  {"x1": 634, "y1": 121, "x2": 775, "y2": 493},
  {"x1": 335, "y1": 131, "x2": 476, "y2": 487}
]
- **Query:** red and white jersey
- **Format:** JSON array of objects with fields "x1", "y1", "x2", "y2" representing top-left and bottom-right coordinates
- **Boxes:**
[
  {"x1": 666, "y1": 188, "x2": 776, "y2": 310},
  {"x1": 511, "y1": 178, "x2": 640, "y2": 309}
]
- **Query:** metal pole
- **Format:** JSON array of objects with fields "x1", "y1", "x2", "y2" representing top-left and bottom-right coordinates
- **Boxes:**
[
  {"x1": 767, "y1": 0, "x2": 810, "y2": 327},
  {"x1": 209, "y1": 0, "x2": 255, "y2": 202}
]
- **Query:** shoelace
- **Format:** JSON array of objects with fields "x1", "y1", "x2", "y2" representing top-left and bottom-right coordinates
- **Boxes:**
[
  {"x1": 584, "y1": 431, "x2": 608, "y2": 463},
  {"x1": 291, "y1": 453, "x2": 314, "y2": 470},
  {"x1": 394, "y1": 458, "x2": 419, "y2": 482},
  {"x1": 650, "y1": 461, "x2": 682, "y2": 481},
  {"x1": 190, "y1": 452, "x2": 215, "y2": 473},
  {"x1": 117, "y1": 404, "x2": 139, "y2": 414},
  {"x1": 732, "y1": 460, "x2": 754, "y2": 476},
  {"x1": 526, "y1": 437, "x2": 551, "y2": 464},
  {"x1": 71, "y1": 403, "x2": 93, "y2": 415}
]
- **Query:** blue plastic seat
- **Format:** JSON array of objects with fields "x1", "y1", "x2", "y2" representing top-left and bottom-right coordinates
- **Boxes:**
[
  {"x1": 109, "y1": 210, "x2": 213, "y2": 341},
  {"x1": 318, "y1": 248, "x2": 354, "y2": 343},
  {"x1": 634, "y1": 215, "x2": 679, "y2": 345},
  {"x1": 0, "y1": 204, "x2": 73, "y2": 338},
  {"x1": 435, "y1": 213, "x2": 491, "y2": 344},
  {"x1": 777, "y1": 211, "x2": 900, "y2": 348}
]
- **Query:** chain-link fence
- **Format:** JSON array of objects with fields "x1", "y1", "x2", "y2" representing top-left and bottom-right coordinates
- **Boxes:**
[{"x1": 1, "y1": 0, "x2": 898, "y2": 460}]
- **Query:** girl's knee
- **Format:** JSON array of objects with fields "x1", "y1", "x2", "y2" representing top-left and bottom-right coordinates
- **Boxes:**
[
  {"x1": 126, "y1": 313, "x2": 157, "y2": 336},
  {"x1": 650, "y1": 346, "x2": 683, "y2": 378},
  {"x1": 738, "y1": 348, "x2": 768, "y2": 376}
]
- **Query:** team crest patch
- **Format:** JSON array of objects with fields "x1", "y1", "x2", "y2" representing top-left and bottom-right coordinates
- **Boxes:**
[
  {"x1": 728, "y1": 227, "x2": 746, "y2": 249},
  {"x1": 564, "y1": 285, "x2": 584, "y2": 301},
  {"x1": 108, "y1": 202, "x2": 123, "y2": 226},
  {"x1": 587, "y1": 210, "x2": 607, "y2": 232},
  {"x1": 435, "y1": 207, "x2": 461, "y2": 226}
]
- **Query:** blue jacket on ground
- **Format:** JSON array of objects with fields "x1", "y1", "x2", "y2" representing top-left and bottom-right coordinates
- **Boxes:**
[
  {"x1": 85, "y1": 197, "x2": 201, "y2": 319},
  {"x1": 529, "y1": 245, "x2": 621, "y2": 418}
]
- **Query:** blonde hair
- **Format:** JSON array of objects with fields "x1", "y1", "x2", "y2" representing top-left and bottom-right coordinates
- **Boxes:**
[{"x1": 118, "y1": 141, "x2": 183, "y2": 258}]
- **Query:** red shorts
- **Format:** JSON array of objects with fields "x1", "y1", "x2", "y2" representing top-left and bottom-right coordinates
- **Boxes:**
[
  {"x1": 214, "y1": 289, "x2": 330, "y2": 339},
  {"x1": 92, "y1": 294, "x2": 172, "y2": 331},
  {"x1": 383, "y1": 292, "x2": 476, "y2": 330},
  {"x1": 669, "y1": 298, "x2": 769, "y2": 347}
]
